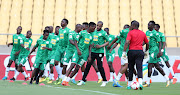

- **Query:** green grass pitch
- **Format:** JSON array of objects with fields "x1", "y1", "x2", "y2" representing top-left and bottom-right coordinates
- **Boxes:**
[{"x1": 0, "y1": 80, "x2": 179, "y2": 95}]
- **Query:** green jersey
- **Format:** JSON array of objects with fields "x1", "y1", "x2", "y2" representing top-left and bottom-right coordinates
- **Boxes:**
[
  {"x1": 78, "y1": 30, "x2": 93, "y2": 54},
  {"x1": 49, "y1": 33, "x2": 59, "y2": 51},
  {"x1": 66, "y1": 31, "x2": 79, "y2": 51},
  {"x1": 106, "y1": 34, "x2": 116, "y2": 53},
  {"x1": 19, "y1": 38, "x2": 33, "y2": 55},
  {"x1": 146, "y1": 29, "x2": 161, "y2": 48},
  {"x1": 58, "y1": 27, "x2": 71, "y2": 48},
  {"x1": 116, "y1": 28, "x2": 129, "y2": 52},
  {"x1": 35, "y1": 38, "x2": 52, "y2": 59},
  {"x1": 91, "y1": 29, "x2": 108, "y2": 53},
  {"x1": 12, "y1": 34, "x2": 25, "y2": 52},
  {"x1": 157, "y1": 32, "x2": 166, "y2": 49}
]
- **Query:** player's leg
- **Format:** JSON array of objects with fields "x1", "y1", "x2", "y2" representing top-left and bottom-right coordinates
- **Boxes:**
[
  {"x1": 47, "y1": 60, "x2": 55, "y2": 83},
  {"x1": 107, "y1": 53, "x2": 116, "y2": 82},
  {"x1": 36, "y1": 63, "x2": 46, "y2": 84},
  {"x1": 116, "y1": 58, "x2": 128, "y2": 81},
  {"x1": 92, "y1": 61, "x2": 102, "y2": 83},
  {"x1": 2, "y1": 56, "x2": 14, "y2": 80}
]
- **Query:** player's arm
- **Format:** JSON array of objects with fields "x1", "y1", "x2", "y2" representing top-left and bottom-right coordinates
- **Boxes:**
[
  {"x1": 161, "y1": 33, "x2": 166, "y2": 51},
  {"x1": 7, "y1": 43, "x2": 13, "y2": 47},
  {"x1": 109, "y1": 43, "x2": 118, "y2": 53},
  {"x1": 95, "y1": 32, "x2": 109, "y2": 48},
  {"x1": 107, "y1": 38, "x2": 118, "y2": 49},
  {"x1": 87, "y1": 44, "x2": 93, "y2": 63},
  {"x1": 74, "y1": 40, "x2": 81, "y2": 56},
  {"x1": 42, "y1": 42, "x2": 52, "y2": 51},
  {"x1": 69, "y1": 32, "x2": 75, "y2": 45}
]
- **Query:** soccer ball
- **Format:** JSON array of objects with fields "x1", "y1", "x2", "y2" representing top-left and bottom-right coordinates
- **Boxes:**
[{"x1": 131, "y1": 81, "x2": 139, "y2": 90}]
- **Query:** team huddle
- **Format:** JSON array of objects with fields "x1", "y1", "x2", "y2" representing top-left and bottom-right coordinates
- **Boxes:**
[{"x1": 2, "y1": 19, "x2": 177, "y2": 89}]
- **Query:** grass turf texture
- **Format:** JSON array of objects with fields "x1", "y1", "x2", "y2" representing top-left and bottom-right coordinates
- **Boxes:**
[{"x1": 0, "y1": 80, "x2": 179, "y2": 95}]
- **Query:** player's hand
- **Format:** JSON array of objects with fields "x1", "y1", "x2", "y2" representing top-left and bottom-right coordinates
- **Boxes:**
[
  {"x1": 122, "y1": 51, "x2": 127, "y2": 60},
  {"x1": 144, "y1": 50, "x2": 149, "y2": 59},
  {"x1": 14, "y1": 51, "x2": 20, "y2": 56},
  {"x1": 7, "y1": 43, "x2": 11, "y2": 47},
  {"x1": 77, "y1": 50, "x2": 82, "y2": 56},
  {"x1": 95, "y1": 45, "x2": 102, "y2": 49},
  {"x1": 26, "y1": 47, "x2": 30, "y2": 51},
  {"x1": 42, "y1": 47, "x2": 47, "y2": 50},
  {"x1": 157, "y1": 52, "x2": 163, "y2": 58},
  {"x1": 109, "y1": 49, "x2": 112, "y2": 53},
  {"x1": 87, "y1": 56, "x2": 91, "y2": 63},
  {"x1": 107, "y1": 45, "x2": 111, "y2": 50}
]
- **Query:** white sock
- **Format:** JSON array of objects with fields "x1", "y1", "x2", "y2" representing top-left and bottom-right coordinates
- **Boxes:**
[
  {"x1": 67, "y1": 77, "x2": 71, "y2": 82},
  {"x1": 49, "y1": 73, "x2": 54, "y2": 80},
  {"x1": 44, "y1": 69, "x2": 49, "y2": 77},
  {"x1": 110, "y1": 72, "x2": 114, "y2": 80},
  {"x1": 128, "y1": 81, "x2": 132, "y2": 86},
  {"x1": 55, "y1": 65, "x2": 61, "y2": 78},
  {"x1": 22, "y1": 71, "x2": 28, "y2": 77},
  {"x1": 151, "y1": 67, "x2": 155, "y2": 76},
  {"x1": 61, "y1": 74, "x2": 65, "y2": 80},
  {"x1": 138, "y1": 78, "x2": 143, "y2": 85},
  {"x1": 147, "y1": 77, "x2": 151, "y2": 85},
  {"x1": 164, "y1": 75, "x2": 169, "y2": 81},
  {"x1": 14, "y1": 71, "x2": 20, "y2": 79},
  {"x1": 169, "y1": 67, "x2": 175, "y2": 77},
  {"x1": 72, "y1": 73, "x2": 78, "y2": 79},
  {"x1": 96, "y1": 72, "x2": 102, "y2": 79},
  {"x1": 63, "y1": 76, "x2": 68, "y2": 81},
  {"x1": 113, "y1": 72, "x2": 117, "y2": 79},
  {"x1": 82, "y1": 72, "x2": 84, "y2": 76},
  {"x1": 116, "y1": 72, "x2": 123, "y2": 80},
  {"x1": 15, "y1": 69, "x2": 18, "y2": 75},
  {"x1": 5, "y1": 67, "x2": 10, "y2": 77}
]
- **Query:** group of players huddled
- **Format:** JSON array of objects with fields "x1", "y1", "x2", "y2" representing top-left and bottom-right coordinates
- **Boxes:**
[{"x1": 2, "y1": 19, "x2": 177, "y2": 89}]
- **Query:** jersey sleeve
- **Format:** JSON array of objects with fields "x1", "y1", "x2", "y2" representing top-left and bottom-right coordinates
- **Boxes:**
[
  {"x1": 116, "y1": 38, "x2": 121, "y2": 43},
  {"x1": 161, "y1": 33, "x2": 166, "y2": 42},
  {"x1": 34, "y1": 39, "x2": 39, "y2": 47},
  {"x1": 69, "y1": 32, "x2": 73, "y2": 40},
  {"x1": 104, "y1": 32, "x2": 109, "y2": 42},
  {"x1": 155, "y1": 32, "x2": 161, "y2": 42}
]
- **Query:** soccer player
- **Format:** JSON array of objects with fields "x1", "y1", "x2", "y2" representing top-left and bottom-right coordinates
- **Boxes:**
[
  {"x1": 29, "y1": 30, "x2": 52, "y2": 84},
  {"x1": 54, "y1": 19, "x2": 71, "y2": 85},
  {"x1": 154, "y1": 24, "x2": 177, "y2": 84},
  {"x1": 2, "y1": 26, "x2": 25, "y2": 80},
  {"x1": 10, "y1": 30, "x2": 32, "y2": 81},
  {"x1": 143, "y1": 21, "x2": 170, "y2": 87},
  {"x1": 104, "y1": 28, "x2": 116, "y2": 82},
  {"x1": 78, "y1": 21, "x2": 109, "y2": 87},
  {"x1": 62, "y1": 22, "x2": 95, "y2": 86}
]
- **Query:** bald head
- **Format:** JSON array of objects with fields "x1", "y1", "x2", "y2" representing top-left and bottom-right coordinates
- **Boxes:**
[
  {"x1": 49, "y1": 26, "x2": 53, "y2": 33},
  {"x1": 97, "y1": 21, "x2": 103, "y2": 31},
  {"x1": 131, "y1": 20, "x2": 139, "y2": 29},
  {"x1": 75, "y1": 24, "x2": 82, "y2": 33}
]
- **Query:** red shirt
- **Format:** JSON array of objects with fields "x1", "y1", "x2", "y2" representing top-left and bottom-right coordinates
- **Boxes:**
[{"x1": 126, "y1": 29, "x2": 148, "y2": 50}]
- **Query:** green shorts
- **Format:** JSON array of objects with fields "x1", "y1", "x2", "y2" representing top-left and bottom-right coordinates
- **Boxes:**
[
  {"x1": 63, "y1": 50, "x2": 75, "y2": 65},
  {"x1": 71, "y1": 51, "x2": 88, "y2": 67},
  {"x1": 55, "y1": 47, "x2": 66, "y2": 63},
  {"x1": 148, "y1": 47, "x2": 159, "y2": 64},
  {"x1": 18, "y1": 54, "x2": 28, "y2": 65},
  {"x1": 33, "y1": 58, "x2": 47, "y2": 70},
  {"x1": 10, "y1": 51, "x2": 19, "y2": 64},
  {"x1": 158, "y1": 51, "x2": 169, "y2": 62},
  {"x1": 48, "y1": 50, "x2": 56, "y2": 65},
  {"x1": 106, "y1": 52, "x2": 115, "y2": 62}
]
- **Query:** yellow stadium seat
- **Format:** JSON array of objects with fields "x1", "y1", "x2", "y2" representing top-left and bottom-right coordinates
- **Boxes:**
[
  {"x1": 0, "y1": 0, "x2": 12, "y2": 45},
  {"x1": 8, "y1": 0, "x2": 22, "y2": 43},
  {"x1": 152, "y1": 0, "x2": 165, "y2": 34},
  {"x1": 109, "y1": 0, "x2": 119, "y2": 35},
  {"x1": 76, "y1": 0, "x2": 87, "y2": 24},
  {"x1": 119, "y1": 0, "x2": 130, "y2": 30},
  {"x1": 31, "y1": 0, "x2": 44, "y2": 45},
  {"x1": 42, "y1": 0, "x2": 55, "y2": 29},
  {"x1": 141, "y1": 0, "x2": 152, "y2": 32},
  {"x1": 21, "y1": 0, "x2": 33, "y2": 34},
  {"x1": 97, "y1": 0, "x2": 108, "y2": 28},
  {"x1": 130, "y1": 0, "x2": 142, "y2": 30},
  {"x1": 174, "y1": 0, "x2": 180, "y2": 47},
  {"x1": 87, "y1": 0, "x2": 97, "y2": 23},
  {"x1": 163, "y1": 0, "x2": 177, "y2": 47},
  {"x1": 65, "y1": 0, "x2": 76, "y2": 30},
  {"x1": 53, "y1": 0, "x2": 65, "y2": 27}
]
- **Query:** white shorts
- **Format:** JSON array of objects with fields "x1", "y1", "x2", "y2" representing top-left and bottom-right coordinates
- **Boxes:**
[{"x1": 121, "y1": 57, "x2": 128, "y2": 65}]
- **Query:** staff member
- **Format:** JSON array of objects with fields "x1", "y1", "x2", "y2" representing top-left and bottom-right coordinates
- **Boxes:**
[{"x1": 122, "y1": 20, "x2": 149, "y2": 90}]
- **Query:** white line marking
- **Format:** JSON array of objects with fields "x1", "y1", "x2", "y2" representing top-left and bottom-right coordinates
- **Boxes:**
[{"x1": 46, "y1": 85, "x2": 119, "y2": 95}]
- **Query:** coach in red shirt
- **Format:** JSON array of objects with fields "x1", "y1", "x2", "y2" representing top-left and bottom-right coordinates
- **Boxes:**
[{"x1": 123, "y1": 20, "x2": 149, "y2": 90}]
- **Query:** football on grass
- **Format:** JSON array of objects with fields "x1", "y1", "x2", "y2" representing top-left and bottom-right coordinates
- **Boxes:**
[{"x1": 131, "y1": 81, "x2": 139, "y2": 90}]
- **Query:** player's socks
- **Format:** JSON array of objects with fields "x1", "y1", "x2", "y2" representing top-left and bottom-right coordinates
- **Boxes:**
[
  {"x1": 72, "y1": 73, "x2": 78, "y2": 79},
  {"x1": 138, "y1": 78, "x2": 143, "y2": 85},
  {"x1": 14, "y1": 71, "x2": 20, "y2": 80},
  {"x1": 113, "y1": 72, "x2": 116, "y2": 79},
  {"x1": 2, "y1": 67, "x2": 10, "y2": 80},
  {"x1": 109, "y1": 72, "x2": 114, "y2": 82},
  {"x1": 128, "y1": 81, "x2": 132, "y2": 87},
  {"x1": 169, "y1": 67, "x2": 175, "y2": 77},
  {"x1": 22, "y1": 71, "x2": 28, "y2": 78},
  {"x1": 82, "y1": 72, "x2": 84, "y2": 76},
  {"x1": 49, "y1": 73, "x2": 54, "y2": 82},
  {"x1": 116, "y1": 72, "x2": 123, "y2": 81},
  {"x1": 55, "y1": 65, "x2": 62, "y2": 78},
  {"x1": 163, "y1": 75, "x2": 170, "y2": 87}
]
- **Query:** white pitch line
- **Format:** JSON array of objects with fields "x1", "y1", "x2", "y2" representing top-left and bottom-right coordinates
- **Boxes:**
[{"x1": 46, "y1": 85, "x2": 119, "y2": 95}]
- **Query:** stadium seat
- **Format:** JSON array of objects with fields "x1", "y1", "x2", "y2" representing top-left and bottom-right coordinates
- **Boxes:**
[
  {"x1": 76, "y1": 0, "x2": 87, "y2": 24},
  {"x1": 97, "y1": 0, "x2": 108, "y2": 28},
  {"x1": 152, "y1": 0, "x2": 165, "y2": 34},
  {"x1": 141, "y1": 0, "x2": 152, "y2": 32},
  {"x1": 119, "y1": 0, "x2": 130, "y2": 30},
  {"x1": 109, "y1": 0, "x2": 119, "y2": 35},
  {"x1": 8, "y1": 0, "x2": 22, "y2": 43},
  {"x1": 21, "y1": 0, "x2": 33, "y2": 34},
  {"x1": 54, "y1": 0, "x2": 65, "y2": 27},
  {"x1": 42, "y1": 0, "x2": 55, "y2": 29},
  {"x1": 130, "y1": 0, "x2": 142, "y2": 30},
  {"x1": 31, "y1": 0, "x2": 44, "y2": 45},
  {"x1": 65, "y1": 0, "x2": 76, "y2": 30},
  {"x1": 87, "y1": 0, "x2": 97, "y2": 23},
  {"x1": 0, "y1": 0, "x2": 12, "y2": 45},
  {"x1": 174, "y1": 0, "x2": 180, "y2": 47},
  {"x1": 162, "y1": 0, "x2": 177, "y2": 47}
]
